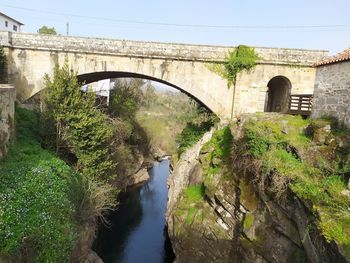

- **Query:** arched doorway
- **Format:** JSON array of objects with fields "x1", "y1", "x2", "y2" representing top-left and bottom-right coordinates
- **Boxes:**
[{"x1": 265, "y1": 76, "x2": 291, "y2": 113}]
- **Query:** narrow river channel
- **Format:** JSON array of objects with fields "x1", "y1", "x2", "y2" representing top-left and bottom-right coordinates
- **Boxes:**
[{"x1": 94, "y1": 160, "x2": 173, "y2": 263}]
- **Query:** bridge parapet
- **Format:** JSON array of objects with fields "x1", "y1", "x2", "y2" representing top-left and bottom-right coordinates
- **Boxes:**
[{"x1": 0, "y1": 31, "x2": 327, "y2": 66}]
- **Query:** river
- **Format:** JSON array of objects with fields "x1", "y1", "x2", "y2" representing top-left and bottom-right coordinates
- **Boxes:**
[{"x1": 94, "y1": 160, "x2": 174, "y2": 263}]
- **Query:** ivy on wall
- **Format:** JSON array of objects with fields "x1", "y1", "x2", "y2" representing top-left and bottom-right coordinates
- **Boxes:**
[{"x1": 208, "y1": 45, "x2": 260, "y2": 87}]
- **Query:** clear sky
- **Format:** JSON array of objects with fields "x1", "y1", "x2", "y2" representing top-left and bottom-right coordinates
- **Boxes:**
[{"x1": 1, "y1": 0, "x2": 349, "y2": 54}]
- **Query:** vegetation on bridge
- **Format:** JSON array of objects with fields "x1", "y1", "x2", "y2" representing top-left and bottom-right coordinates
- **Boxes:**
[{"x1": 208, "y1": 45, "x2": 260, "y2": 87}]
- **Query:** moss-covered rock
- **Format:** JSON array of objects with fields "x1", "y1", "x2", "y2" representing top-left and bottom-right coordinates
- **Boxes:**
[
  {"x1": 167, "y1": 113, "x2": 350, "y2": 263},
  {"x1": 235, "y1": 113, "x2": 350, "y2": 262}
]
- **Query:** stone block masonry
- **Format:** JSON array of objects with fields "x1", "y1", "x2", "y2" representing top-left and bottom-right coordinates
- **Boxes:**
[
  {"x1": 0, "y1": 31, "x2": 328, "y2": 120},
  {"x1": 0, "y1": 84, "x2": 15, "y2": 159},
  {"x1": 311, "y1": 61, "x2": 350, "y2": 127},
  {"x1": 0, "y1": 31, "x2": 327, "y2": 65}
]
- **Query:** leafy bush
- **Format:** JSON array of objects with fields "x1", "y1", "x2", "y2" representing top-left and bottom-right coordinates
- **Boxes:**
[
  {"x1": 0, "y1": 108, "x2": 80, "y2": 262},
  {"x1": 176, "y1": 111, "x2": 218, "y2": 156},
  {"x1": 176, "y1": 122, "x2": 210, "y2": 155}
]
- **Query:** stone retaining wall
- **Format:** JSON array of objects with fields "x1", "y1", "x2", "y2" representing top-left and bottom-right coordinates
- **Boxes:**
[
  {"x1": 311, "y1": 61, "x2": 350, "y2": 127},
  {"x1": 0, "y1": 84, "x2": 15, "y2": 159}
]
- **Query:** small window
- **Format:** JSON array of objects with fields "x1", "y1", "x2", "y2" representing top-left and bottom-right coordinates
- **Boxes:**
[
  {"x1": 13, "y1": 25, "x2": 17, "y2": 31},
  {"x1": 5, "y1": 21, "x2": 8, "y2": 27}
]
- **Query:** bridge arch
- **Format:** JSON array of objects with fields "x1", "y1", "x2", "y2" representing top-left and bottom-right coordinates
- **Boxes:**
[
  {"x1": 3, "y1": 32, "x2": 327, "y2": 121},
  {"x1": 265, "y1": 75, "x2": 291, "y2": 113},
  {"x1": 77, "y1": 71, "x2": 212, "y2": 112}
]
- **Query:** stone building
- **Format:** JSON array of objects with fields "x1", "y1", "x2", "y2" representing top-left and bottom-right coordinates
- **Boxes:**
[
  {"x1": 0, "y1": 12, "x2": 23, "y2": 32},
  {"x1": 311, "y1": 48, "x2": 350, "y2": 126}
]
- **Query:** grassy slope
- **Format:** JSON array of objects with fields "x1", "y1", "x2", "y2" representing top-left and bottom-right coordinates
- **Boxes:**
[
  {"x1": 136, "y1": 91, "x2": 218, "y2": 158},
  {"x1": 0, "y1": 108, "x2": 81, "y2": 262},
  {"x1": 136, "y1": 92, "x2": 194, "y2": 155}
]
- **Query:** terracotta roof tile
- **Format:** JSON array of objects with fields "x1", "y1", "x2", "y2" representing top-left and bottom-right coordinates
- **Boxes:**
[{"x1": 316, "y1": 47, "x2": 350, "y2": 66}]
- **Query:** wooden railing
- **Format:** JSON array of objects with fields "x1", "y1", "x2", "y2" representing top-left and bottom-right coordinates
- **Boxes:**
[{"x1": 288, "y1": 94, "x2": 313, "y2": 116}]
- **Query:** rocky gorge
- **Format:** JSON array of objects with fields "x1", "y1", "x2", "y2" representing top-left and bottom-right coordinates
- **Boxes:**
[{"x1": 166, "y1": 113, "x2": 350, "y2": 263}]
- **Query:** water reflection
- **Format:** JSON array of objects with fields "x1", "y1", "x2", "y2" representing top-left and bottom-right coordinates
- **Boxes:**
[{"x1": 94, "y1": 160, "x2": 171, "y2": 263}]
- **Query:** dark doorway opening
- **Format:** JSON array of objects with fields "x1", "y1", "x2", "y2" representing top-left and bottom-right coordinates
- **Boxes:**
[{"x1": 265, "y1": 76, "x2": 291, "y2": 113}]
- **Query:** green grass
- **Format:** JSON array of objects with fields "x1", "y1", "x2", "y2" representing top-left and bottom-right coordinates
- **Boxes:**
[
  {"x1": 136, "y1": 114, "x2": 178, "y2": 154},
  {"x1": 184, "y1": 184, "x2": 205, "y2": 203},
  {"x1": 243, "y1": 213, "x2": 254, "y2": 230},
  {"x1": 200, "y1": 126, "x2": 234, "y2": 195},
  {"x1": 185, "y1": 207, "x2": 197, "y2": 224},
  {"x1": 173, "y1": 185, "x2": 205, "y2": 227},
  {"x1": 0, "y1": 108, "x2": 81, "y2": 262},
  {"x1": 244, "y1": 115, "x2": 310, "y2": 157},
  {"x1": 200, "y1": 126, "x2": 233, "y2": 168}
]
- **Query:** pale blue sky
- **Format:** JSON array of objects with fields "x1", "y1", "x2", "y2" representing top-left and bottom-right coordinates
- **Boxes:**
[{"x1": 1, "y1": 0, "x2": 349, "y2": 54}]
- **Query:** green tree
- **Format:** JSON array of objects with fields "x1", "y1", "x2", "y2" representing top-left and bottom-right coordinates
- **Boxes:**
[
  {"x1": 109, "y1": 78, "x2": 144, "y2": 119},
  {"x1": 43, "y1": 62, "x2": 114, "y2": 180},
  {"x1": 143, "y1": 81, "x2": 157, "y2": 107},
  {"x1": 38, "y1": 25, "x2": 57, "y2": 35},
  {"x1": 108, "y1": 78, "x2": 150, "y2": 175}
]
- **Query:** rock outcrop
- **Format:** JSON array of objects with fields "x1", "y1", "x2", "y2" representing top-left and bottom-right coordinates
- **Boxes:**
[{"x1": 166, "y1": 114, "x2": 349, "y2": 263}]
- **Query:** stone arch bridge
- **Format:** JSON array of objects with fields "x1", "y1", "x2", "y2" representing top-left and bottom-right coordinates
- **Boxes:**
[{"x1": 0, "y1": 31, "x2": 327, "y2": 120}]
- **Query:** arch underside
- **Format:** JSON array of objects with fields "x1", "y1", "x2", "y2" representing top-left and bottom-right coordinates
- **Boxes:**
[{"x1": 77, "y1": 71, "x2": 214, "y2": 114}]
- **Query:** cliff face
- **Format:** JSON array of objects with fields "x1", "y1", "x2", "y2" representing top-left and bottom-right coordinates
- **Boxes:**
[
  {"x1": 166, "y1": 114, "x2": 350, "y2": 263},
  {"x1": 166, "y1": 125, "x2": 239, "y2": 262}
]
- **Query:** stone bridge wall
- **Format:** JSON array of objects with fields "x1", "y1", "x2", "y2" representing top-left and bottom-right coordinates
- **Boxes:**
[
  {"x1": 0, "y1": 31, "x2": 328, "y2": 120},
  {"x1": 0, "y1": 84, "x2": 15, "y2": 159},
  {"x1": 0, "y1": 31, "x2": 327, "y2": 65}
]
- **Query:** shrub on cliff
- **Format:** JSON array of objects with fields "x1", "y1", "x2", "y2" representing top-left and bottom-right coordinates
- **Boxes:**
[{"x1": 176, "y1": 106, "x2": 218, "y2": 156}]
